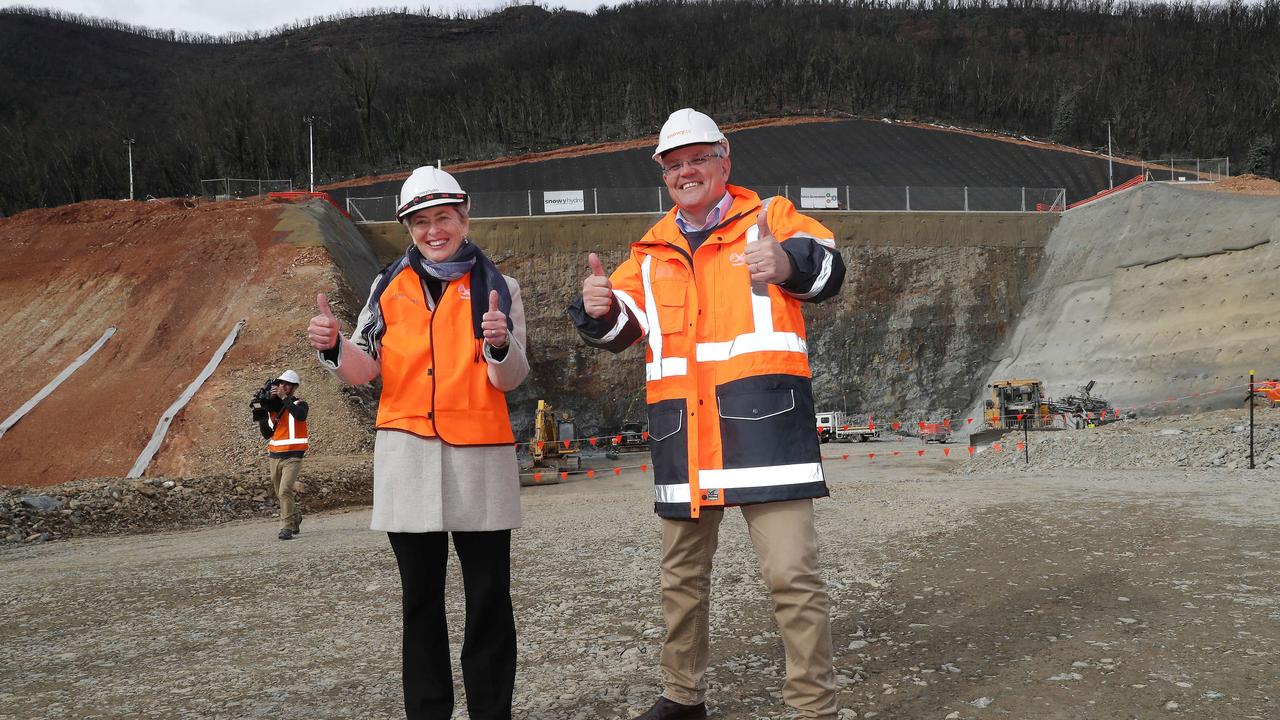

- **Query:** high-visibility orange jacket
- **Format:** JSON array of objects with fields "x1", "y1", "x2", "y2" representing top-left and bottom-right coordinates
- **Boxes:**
[
  {"x1": 267, "y1": 406, "x2": 309, "y2": 457},
  {"x1": 571, "y1": 185, "x2": 846, "y2": 518},
  {"x1": 375, "y1": 265, "x2": 516, "y2": 446}
]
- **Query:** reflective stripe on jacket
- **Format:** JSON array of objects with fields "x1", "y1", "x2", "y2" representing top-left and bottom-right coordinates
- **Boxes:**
[
  {"x1": 375, "y1": 266, "x2": 516, "y2": 446},
  {"x1": 267, "y1": 409, "x2": 308, "y2": 455},
  {"x1": 590, "y1": 185, "x2": 844, "y2": 518}
]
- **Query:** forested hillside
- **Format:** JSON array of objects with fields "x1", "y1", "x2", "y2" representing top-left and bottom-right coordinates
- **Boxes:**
[{"x1": 1, "y1": 0, "x2": 1275, "y2": 214}]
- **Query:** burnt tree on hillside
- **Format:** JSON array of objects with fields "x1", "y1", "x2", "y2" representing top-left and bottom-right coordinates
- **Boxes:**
[{"x1": 0, "y1": 0, "x2": 1278, "y2": 214}]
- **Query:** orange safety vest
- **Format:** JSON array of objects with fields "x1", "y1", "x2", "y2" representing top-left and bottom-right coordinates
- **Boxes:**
[
  {"x1": 374, "y1": 266, "x2": 515, "y2": 446},
  {"x1": 267, "y1": 408, "x2": 308, "y2": 455},
  {"x1": 609, "y1": 185, "x2": 834, "y2": 518}
]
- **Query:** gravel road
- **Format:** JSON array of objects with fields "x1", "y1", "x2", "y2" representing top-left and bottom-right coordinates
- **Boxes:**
[{"x1": 3, "y1": 435, "x2": 1278, "y2": 720}]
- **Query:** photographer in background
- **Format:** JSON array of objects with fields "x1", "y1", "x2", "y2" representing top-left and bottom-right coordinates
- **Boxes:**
[{"x1": 253, "y1": 369, "x2": 309, "y2": 540}]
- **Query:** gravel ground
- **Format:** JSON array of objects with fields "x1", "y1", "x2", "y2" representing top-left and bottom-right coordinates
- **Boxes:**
[{"x1": 3, "y1": 434, "x2": 1278, "y2": 720}]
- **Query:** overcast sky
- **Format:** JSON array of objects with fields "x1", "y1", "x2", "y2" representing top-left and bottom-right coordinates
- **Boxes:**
[{"x1": 7, "y1": 1, "x2": 615, "y2": 35}]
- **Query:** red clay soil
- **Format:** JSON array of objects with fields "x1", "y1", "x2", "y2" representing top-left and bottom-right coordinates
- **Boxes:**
[
  {"x1": 1200, "y1": 174, "x2": 1280, "y2": 196},
  {"x1": 0, "y1": 198, "x2": 347, "y2": 487}
]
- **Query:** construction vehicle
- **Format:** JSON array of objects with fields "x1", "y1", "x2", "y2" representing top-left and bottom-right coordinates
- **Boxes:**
[
  {"x1": 607, "y1": 391, "x2": 649, "y2": 458},
  {"x1": 972, "y1": 379, "x2": 1115, "y2": 445},
  {"x1": 918, "y1": 421, "x2": 952, "y2": 443},
  {"x1": 1247, "y1": 379, "x2": 1280, "y2": 407},
  {"x1": 816, "y1": 411, "x2": 879, "y2": 443},
  {"x1": 522, "y1": 400, "x2": 580, "y2": 485}
]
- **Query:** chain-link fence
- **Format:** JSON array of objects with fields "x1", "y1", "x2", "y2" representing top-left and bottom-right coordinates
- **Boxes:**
[
  {"x1": 343, "y1": 185, "x2": 1070, "y2": 223},
  {"x1": 1140, "y1": 157, "x2": 1230, "y2": 183},
  {"x1": 199, "y1": 178, "x2": 293, "y2": 200}
]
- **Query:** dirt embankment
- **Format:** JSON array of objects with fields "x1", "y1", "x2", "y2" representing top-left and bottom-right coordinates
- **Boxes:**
[{"x1": 0, "y1": 197, "x2": 377, "y2": 490}]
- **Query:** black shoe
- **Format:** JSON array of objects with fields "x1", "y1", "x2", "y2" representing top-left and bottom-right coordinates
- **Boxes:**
[
  {"x1": 278, "y1": 528, "x2": 294, "y2": 540},
  {"x1": 633, "y1": 697, "x2": 707, "y2": 720}
]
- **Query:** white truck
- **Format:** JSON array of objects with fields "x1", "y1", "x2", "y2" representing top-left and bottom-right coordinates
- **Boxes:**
[{"x1": 815, "y1": 411, "x2": 880, "y2": 443}]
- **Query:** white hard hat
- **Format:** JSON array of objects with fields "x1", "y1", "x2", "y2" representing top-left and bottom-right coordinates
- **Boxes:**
[
  {"x1": 277, "y1": 370, "x2": 301, "y2": 385},
  {"x1": 396, "y1": 166, "x2": 469, "y2": 220},
  {"x1": 652, "y1": 108, "x2": 728, "y2": 160}
]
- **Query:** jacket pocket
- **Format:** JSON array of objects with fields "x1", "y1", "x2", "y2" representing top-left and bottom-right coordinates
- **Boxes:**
[
  {"x1": 717, "y1": 389, "x2": 795, "y2": 421},
  {"x1": 648, "y1": 405, "x2": 685, "y2": 441},
  {"x1": 652, "y1": 280, "x2": 686, "y2": 335}
]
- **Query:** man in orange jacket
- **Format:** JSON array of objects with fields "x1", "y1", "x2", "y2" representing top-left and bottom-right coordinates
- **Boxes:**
[
  {"x1": 569, "y1": 109, "x2": 846, "y2": 720},
  {"x1": 256, "y1": 369, "x2": 309, "y2": 540}
]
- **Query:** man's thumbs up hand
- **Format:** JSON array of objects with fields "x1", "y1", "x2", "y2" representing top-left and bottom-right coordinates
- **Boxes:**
[
  {"x1": 582, "y1": 252, "x2": 614, "y2": 319},
  {"x1": 308, "y1": 293, "x2": 341, "y2": 351},
  {"x1": 743, "y1": 208, "x2": 792, "y2": 285},
  {"x1": 481, "y1": 289, "x2": 509, "y2": 348}
]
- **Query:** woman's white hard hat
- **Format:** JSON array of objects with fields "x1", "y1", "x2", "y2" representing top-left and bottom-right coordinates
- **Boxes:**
[
  {"x1": 652, "y1": 108, "x2": 728, "y2": 160},
  {"x1": 277, "y1": 370, "x2": 301, "y2": 385},
  {"x1": 397, "y1": 166, "x2": 469, "y2": 221}
]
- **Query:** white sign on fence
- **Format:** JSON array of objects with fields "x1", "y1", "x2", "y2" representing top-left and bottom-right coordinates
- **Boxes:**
[
  {"x1": 543, "y1": 190, "x2": 585, "y2": 213},
  {"x1": 800, "y1": 187, "x2": 839, "y2": 209}
]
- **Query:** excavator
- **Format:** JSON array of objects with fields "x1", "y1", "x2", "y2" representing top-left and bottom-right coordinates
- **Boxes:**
[{"x1": 521, "y1": 400, "x2": 581, "y2": 485}]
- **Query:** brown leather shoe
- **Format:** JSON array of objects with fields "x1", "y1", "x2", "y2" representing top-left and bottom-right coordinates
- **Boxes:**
[{"x1": 632, "y1": 697, "x2": 707, "y2": 720}]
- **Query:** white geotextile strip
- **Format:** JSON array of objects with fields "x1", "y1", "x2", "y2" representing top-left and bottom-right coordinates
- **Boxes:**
[
  {"x1": 0, "y1": 327, "x2": 117, "y2": 441},
  {"x1": 128, "y1": 320, "x2": 245, "y2": 479}
]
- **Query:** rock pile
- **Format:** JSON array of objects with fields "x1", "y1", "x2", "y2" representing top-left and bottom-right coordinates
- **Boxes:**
[
  {"x1": 963, "y1": 408, "x2": 1280, "y2": 472},
  {"x1": 1, "y1": 458, "x2": 372, "y2": 544}
]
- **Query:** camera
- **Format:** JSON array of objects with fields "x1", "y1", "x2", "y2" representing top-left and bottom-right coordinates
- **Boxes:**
[{"x1": 250, "y1": 378, "x2": 284, "y2": 422}]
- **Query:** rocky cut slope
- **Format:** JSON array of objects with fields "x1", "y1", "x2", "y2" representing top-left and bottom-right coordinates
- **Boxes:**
[{"x1": 979, "y1": 182, "x2": 1280, "y2": 416}]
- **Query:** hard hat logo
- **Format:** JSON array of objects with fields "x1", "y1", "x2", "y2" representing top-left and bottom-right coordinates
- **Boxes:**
[{"x1": 653, "y1": 108, "x2": 728, "y2": 160}]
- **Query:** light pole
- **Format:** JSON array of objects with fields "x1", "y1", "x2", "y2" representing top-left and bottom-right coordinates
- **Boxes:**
[
  {"x1": 1105, "y1": 119, "x2": 1114, "y2": 189},
  {"x1": 303, "y1": 116, "x2": 315, "y2": 192},
  {"x1": 124, "y1": 137, "x2": 136, "y2": 200}
]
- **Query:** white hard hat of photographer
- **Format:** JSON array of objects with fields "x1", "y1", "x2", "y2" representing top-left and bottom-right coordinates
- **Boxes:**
[
  {"x1": 277, "y1": 370, "x2": 301, "y2": 385},
  {"x1": 652, "y1": 108, "x2": 728, "y2": 160},
  {"x1": 397, "y1": 166, "x2": 469, "y2": 221}
]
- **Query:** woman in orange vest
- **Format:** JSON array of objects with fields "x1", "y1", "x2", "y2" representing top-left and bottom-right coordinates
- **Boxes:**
[{"x1": 307, "y1": 167, "x2": 528, "y2": 720}]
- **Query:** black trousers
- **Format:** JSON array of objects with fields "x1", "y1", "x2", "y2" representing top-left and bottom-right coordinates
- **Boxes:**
[{"x1": 388, "y1": 530, "x2": 516, "y2": 720}]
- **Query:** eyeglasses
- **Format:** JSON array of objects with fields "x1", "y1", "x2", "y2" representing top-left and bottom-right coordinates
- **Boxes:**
[{"x1": 661, "y1": 152, "x2": 723, "y2": 176}]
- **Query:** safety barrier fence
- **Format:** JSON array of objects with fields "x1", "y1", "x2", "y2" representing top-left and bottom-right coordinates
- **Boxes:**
[
  {"x1": 1038, "y1": 173, "x2": 1145, "y2": 211},
  {"x1": 200, "y1": 177, "x2": 292, "y2": 200},
  {"x1": 346, "y1": 185, "x2": 1068, "y2": 222},
  {"x1": 514, "y1": 380, "x2": 1261, "y2": 479},
  {"x1": 266, "y1": 190, "x2": 352, "y2": 219}
]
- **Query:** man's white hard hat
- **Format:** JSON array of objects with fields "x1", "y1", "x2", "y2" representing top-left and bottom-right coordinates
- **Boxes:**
[
  {"x1": 396, "y1": 166, "x2": 469, "y2": 221},
  {"x1": 277, "y1": 369, "x2": 301, "y2": 385},
  {"x1": 652, "y1": 108, "x2": 728, "y2": 160}
]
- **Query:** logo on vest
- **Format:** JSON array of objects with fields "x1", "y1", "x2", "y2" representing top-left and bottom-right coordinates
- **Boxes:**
[
  {"x1": 729, "y1": 252, "x2": 747, "y2": 267},
  {"x1": 700, "y1": 488, "x2": 722, "y2": 503},
  {"x1": 458, "y1": 286, "x2": 471, "y2": 300},
  {"x1": 389, "y1": 291, "x2": 420, "y2": 306}
]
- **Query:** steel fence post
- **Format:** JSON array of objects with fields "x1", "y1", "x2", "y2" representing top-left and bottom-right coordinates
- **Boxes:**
[
  {"x1": 1021, "y1": 187, "x2": 1026, "y2": 212},
  {"x1": 964, "y1": 186, "x2": 968, "y2": 212},
  {"x1": 905, "y1": 186, "x2": 911, "y2": 212}
]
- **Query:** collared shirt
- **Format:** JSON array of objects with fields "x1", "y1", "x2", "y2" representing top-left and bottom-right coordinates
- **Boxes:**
[{"x1": 675, "y1": 191, "x2": 733, "y2": 234}]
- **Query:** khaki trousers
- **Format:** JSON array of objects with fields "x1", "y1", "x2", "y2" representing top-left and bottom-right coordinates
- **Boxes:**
[
  {"x1": 269, "y1": 457, "x2": 302, "y2": 530},
  {"x1": 659, "y1": 498, "x2": 837, "y2": 718}
]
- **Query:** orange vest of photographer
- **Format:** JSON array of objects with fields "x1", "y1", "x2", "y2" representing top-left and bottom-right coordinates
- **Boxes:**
[
  {"x1": 608, "y1": 186, "x2": 830, "y2": 519},
  {"x1": 374, "y1": 267, "x2": 515, "y2": 446},
  {"x1": 267, "y1": 409, "x2": 309, "y2": 454}
]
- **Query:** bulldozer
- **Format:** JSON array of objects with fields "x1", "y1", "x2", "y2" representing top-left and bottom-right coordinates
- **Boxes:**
[{"x1": 522, "y1": 400, "x2": 581, "y2": 485}]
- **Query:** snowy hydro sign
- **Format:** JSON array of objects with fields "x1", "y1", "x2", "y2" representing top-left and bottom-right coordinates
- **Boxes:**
[
  {"x1": 543, "y1": 190, "x2": 585, "y2": 213},
  {"x1": 800, "y1": 187, "x2": 839, "y2": 209}
]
